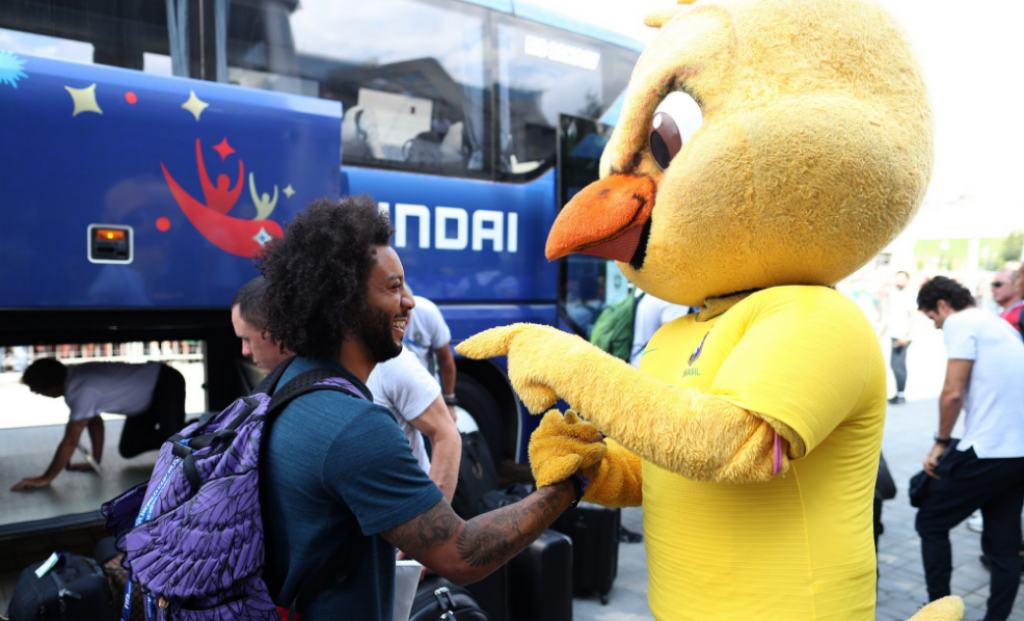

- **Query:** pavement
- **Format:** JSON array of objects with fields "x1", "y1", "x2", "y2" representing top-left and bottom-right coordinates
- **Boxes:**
[{"x1": 2, "y1": 329, "x2": 1023, "y2": 619}]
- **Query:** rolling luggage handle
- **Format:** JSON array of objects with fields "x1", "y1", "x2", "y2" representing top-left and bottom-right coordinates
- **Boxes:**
[
  {"x1": 434, "y1": 586, "x2": 459, "y2": 620},
  {"x1": 50, "y1": 565, "x2": 84, "y2": 613}
]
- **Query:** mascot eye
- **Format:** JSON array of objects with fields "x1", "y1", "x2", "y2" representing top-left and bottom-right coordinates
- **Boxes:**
[{"x1": 649, "y1": 91, "x2": 703, "y2": 170}]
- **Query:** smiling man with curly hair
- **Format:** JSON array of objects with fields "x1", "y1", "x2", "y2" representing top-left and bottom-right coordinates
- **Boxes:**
[{"x1": 256, "y1": 195, "x2": 586, "y2": 620}]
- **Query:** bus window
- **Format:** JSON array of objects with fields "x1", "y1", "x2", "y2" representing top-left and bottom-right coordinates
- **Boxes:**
[
  {"x1": 225, "y1": 0, "x2": 490, "y2": 178},
  {"x1": 0, "y1": 1, "x2": 175, "y2": 75},
  {"x1": 557, "y1": 113, "x2": 632, "y2": 338},
  {"x1": 495, "y1": 17, "x2": 638, "y2": 180}
]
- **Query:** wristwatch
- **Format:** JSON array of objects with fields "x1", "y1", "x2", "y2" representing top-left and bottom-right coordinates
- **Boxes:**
[
  {"x1": 933, "y1": 435, "x2": 951, "y2": 446},
  {"x1": 443, "y1": 393, "x2": 458, "y2": 407}
]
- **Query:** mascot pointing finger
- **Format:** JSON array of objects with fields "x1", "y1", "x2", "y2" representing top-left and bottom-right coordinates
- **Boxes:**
[{"x1": 458, "y1": 0, "x2": 964, "y2": 619}]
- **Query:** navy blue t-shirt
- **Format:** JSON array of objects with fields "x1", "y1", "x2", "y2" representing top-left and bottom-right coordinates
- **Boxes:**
[{"x1": 262, "y1": 357, "x2": 443, "y2": 620}]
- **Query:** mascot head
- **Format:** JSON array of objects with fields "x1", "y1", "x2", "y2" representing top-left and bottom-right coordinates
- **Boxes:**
[{"x1": 546, "y1": 0, "x2": 933, "y2": 307}]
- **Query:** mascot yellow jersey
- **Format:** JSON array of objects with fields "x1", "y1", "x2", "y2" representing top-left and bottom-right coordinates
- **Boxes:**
[{"x1": 640, "y1": 286, "x2": 885, "y2": 620}]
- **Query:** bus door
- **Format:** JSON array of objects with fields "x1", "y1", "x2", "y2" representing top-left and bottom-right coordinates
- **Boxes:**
[{"x1": 555, "y1": 113, "x2": 633, "y2": 341}]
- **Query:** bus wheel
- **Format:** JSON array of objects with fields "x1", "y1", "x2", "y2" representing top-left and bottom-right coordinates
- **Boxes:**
[{"x1": 456, "y1": 373, "x2": 504, "y2": 471}]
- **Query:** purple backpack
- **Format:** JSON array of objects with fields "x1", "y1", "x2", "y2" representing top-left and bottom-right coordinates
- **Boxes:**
[{"x1": 102, "y1": 359, "x2": 368, "y2": 621}]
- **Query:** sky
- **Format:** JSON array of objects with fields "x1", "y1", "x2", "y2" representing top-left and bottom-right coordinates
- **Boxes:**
[{"x1": 548, "y1": 0, "x2": 1024, "y2": 239}]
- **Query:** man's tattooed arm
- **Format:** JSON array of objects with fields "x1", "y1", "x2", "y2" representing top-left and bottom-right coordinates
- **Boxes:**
[{"x1": 381, "y1": 479, "x2": 576, "y2": 585}]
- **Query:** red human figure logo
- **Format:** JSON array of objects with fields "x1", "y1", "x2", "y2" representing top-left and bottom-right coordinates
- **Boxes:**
[
  {"x1": 161, "y1": 138, "x2": 283, "y2": 258},
  {"x1": 195, "y1": 138, "x2": 244, "y2": 214}
]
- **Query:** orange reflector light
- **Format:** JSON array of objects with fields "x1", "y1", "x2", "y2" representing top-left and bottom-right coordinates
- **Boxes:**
[{"x1": 95, "y1": 229, "x2": 125, "y2": 241}]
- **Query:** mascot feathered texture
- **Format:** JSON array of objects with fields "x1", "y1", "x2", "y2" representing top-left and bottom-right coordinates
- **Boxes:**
[{"x1": 458, "y1": 0, "x2": 962, "y2": 619}]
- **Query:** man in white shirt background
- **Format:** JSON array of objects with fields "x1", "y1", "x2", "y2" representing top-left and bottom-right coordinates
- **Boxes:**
[
  {"x1": 232, "y1": 276, "x2": 294, "y2": 372},
  {"x1": 402, "y1": 286, "x2": 458, "y2": 420},
  {"x1": 14, "y1": 358, "x2": 185, "y2": 491},
  {"x1": 366, "y1": 349, "x2": 461, "y2": 501},
  {"x1": 914, "y1": 276, "x2": 1024, "y2": 621}
]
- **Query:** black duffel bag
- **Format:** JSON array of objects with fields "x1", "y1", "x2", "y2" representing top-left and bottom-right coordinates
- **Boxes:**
[
  {"x1": 450, "y1": 431, "x2": 500, "y2": 520},
  {"x1": 7, "y1": 552, "x2": 113, "y2": 621},
  {"x1": 479, "y1": 483, "x2": 532, "y2": 513},
  {"x1": 409, "y1": 576, "x2": 489, "y2": 621}
]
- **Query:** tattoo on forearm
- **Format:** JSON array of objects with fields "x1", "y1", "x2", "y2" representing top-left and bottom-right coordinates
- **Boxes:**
[
  {"x1": 385, "y1": 481, "x2": 575, "y2": 575},
  {"x1": 388, "y1": 501, "x2": 461, "y2": 553},
  {"x1": 456, "y1": 481, "x2": 571, "y2": 567}
]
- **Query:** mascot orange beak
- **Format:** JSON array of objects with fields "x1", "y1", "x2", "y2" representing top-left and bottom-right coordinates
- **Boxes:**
[{"x1": 545, "y1": 174, "x2": 656, "y2": 264}]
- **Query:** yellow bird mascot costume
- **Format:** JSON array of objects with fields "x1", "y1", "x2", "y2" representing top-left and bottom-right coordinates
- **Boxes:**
[{"x1": 458, "y1": 0, "x2": 964, "y2": 619}]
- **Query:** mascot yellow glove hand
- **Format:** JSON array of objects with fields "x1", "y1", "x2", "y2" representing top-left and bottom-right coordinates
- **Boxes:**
[
  {"x1": 581, "y1": 438, "x2": 643, "y2": 508},
  {"x1": 528, "y1": 410, "x2": 606, "y2": 488},
  {"x1": 906, "y1": 596, "x2": 963, "y2": 621}
]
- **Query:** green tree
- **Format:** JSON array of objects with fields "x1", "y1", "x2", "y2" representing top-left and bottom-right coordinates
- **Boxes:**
[{"x1": 1003, "y1": 230, "x2": 1024, "y2": 263}]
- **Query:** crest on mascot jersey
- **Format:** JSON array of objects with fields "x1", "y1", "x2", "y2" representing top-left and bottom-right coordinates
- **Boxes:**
[{"x1": 688, "y1": 332, "x2": 709, "y2": 367}]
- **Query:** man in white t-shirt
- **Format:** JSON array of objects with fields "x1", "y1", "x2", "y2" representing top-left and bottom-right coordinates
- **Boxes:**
[
  {"x1": 630, "y1": 291, "x2": 693, "y2": 368},
  {"x1": 914, "y1": 276, "x2": 1024, "y2": 621},
  {"x1": 13, "y1": 358, "x2": 186, "y2": 491},
  {"x1": 232, "y1": 276, "x2": 294, "y2": 372},
  {"x1": 402, "y1": 289, "x2": 458, "y2": 419},
  {"x1": 366, "y1": 349, "x2": 461, "y2": 502}
]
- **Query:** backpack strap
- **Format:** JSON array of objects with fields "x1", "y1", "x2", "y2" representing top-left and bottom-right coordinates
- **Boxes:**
[
  {"x1": 265, "y1": 367, "x2": 402, "y2": 425},
  {"x1": 265, "y1": 368, "x2": 369, "y2": 418},
  {"x1": 253, "y1": 356, "x2": 298, "y2": 396}
]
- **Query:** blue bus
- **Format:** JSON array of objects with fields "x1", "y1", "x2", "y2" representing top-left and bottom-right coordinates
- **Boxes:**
[{"x1": 0, "y1": 0, "x2": 640, "y2": 501}]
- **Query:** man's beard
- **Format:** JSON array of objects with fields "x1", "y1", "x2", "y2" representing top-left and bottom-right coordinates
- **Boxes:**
[{"x1": 355, "y1": 304, "x2": 403, "y2": 363}]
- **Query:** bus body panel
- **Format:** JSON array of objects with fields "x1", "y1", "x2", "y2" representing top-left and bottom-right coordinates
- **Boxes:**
[
  {"x1": 0, "y1": 54, "x2": 341, "y2": 309},
  {"x1": 346, "y1": 167, "x2": 560, "y2": 308}
]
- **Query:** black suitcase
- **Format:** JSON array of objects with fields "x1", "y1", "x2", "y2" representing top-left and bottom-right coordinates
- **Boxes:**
[
  {"x1": 451, "y1": 430, "x2": 500, "y2": 519},
  {"x1": 510, "y1": 529, "x2": 573, "y2": 621},
  {"x1": 552, "y1": 503, "x2": 621, "y2": 604},
  {"x1": 464, "y1": 563, "x2": 509, "y2": 621},
  {"x1": 409, "y1": 576, "x2": 489, "y2": 621},
  {"x1": 7, "y1": 552, "x2": 114, "y2": 621}
]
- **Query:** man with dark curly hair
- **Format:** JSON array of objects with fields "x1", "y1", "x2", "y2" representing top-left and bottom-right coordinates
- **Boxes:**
[
  {"x1": 914, "y1": 276, "x2": 1024, "y2": 621},
  {"x1": 257, "y1": 196, "x2": 588, "y2": 620}
]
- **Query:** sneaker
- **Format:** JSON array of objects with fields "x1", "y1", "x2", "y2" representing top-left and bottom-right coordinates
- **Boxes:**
[
  {"x1": 967, "y1": 511, "x2": 983, "y2": 533},
  {"x1": 888, "y1": 396, "x2": 906, "y2": 405}
]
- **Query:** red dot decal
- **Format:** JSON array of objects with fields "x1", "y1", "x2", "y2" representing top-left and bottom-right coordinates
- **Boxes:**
[
  {"x1": 125, "y1": 92, "x2": 138, "y2": 104},
  {"x1": 156, "y1": 217, "x2": 171, "y2": 232}
]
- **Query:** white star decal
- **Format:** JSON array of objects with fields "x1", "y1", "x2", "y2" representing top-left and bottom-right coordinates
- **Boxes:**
[
  {"x1": 181, "y1": 90, "x2": 209, "y2": 121},
  {"x1": 253, "y1": 227, "x2": 273, "y2": 247}
]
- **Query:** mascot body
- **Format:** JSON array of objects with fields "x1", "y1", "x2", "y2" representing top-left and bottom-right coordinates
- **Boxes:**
[
  {"x1": 641, "y1": 287, "x2": 885, "y2": 619},
  {"x1": 459, "y1": 0, "x2": 963, "y2": 619}
]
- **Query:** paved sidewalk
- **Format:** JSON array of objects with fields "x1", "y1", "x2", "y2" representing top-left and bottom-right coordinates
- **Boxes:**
[
  {"x1": 1, "y1": 402, "x2": 1020, "y2": 619},
  {"x1": 575, "y1": 397, "x2": 1024, "y2": 621}
]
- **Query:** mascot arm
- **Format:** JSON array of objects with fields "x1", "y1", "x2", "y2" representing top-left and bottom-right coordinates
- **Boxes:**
[
  {"x1": 458, "y1": 290, "x2": 876, "y2": 485},
  {"x1": 458, "y1": 323, "x2": 799, "y2": 484}
]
